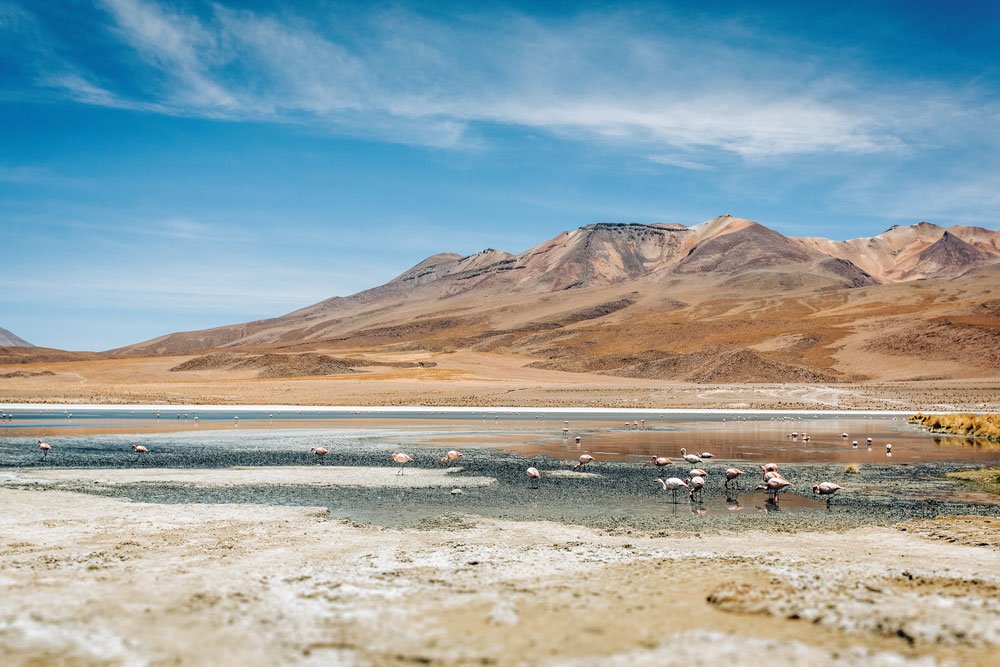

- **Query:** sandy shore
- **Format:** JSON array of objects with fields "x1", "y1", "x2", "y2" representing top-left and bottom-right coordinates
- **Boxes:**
[
  {"x1": 2, "y1": 486, "x2": 999, "y2": 666},
  {"x1": 1, "y1": 351, "x2": 998, "y2": 410}
]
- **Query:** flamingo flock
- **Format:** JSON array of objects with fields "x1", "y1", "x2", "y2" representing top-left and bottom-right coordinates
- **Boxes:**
[{"x1": 20, "y1": 416, "x2": 871, "y2": 513}]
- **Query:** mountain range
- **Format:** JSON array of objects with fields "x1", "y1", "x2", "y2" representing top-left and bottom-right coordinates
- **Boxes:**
[{"x1": 107, "y1": 216, "x2": 999, "y2": 384}]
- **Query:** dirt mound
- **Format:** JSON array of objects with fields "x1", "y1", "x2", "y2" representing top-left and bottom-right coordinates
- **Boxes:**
[
  {"x1": 171, "y1": 352, "x2": 360, "y2": 378},
  {"x1": 0, "y1": 370, "x2": 56, "y2": 379},
  {"x1": 866, "y1": 320, "x2": 1000, "y2": 369},
  {"x1": 532, "y1": 348, "x2": 835, "y2": 383}
]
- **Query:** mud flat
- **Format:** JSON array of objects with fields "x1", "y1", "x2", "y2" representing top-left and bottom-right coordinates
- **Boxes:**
[{"x1": 2, "y1": 486, "x2": 999, "y2": 666}]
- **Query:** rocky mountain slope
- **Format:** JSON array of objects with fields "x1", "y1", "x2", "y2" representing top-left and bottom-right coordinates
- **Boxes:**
[
  {"x1": 0, "y1": 327, "x2": 32, "y2": 348},
  {"x1": 112, "y1": 217, "x2": 1000, "y2": 383}
]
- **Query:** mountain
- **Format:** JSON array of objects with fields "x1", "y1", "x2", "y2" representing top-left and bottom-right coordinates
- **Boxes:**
[
  {"x1": 112, "y1": 217, "x2": 1000, "y2": 383},
  {"x1": 795, "y1": 221, "x2": 1000, "y2": 281},
  {"x1": 0, "y1": 327, "x2": 33, "y2": 348}
]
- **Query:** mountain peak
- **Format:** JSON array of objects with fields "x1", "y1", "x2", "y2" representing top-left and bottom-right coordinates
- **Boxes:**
[{"x1": 0, "y1": 326, "x2": 33, "y2": 347}]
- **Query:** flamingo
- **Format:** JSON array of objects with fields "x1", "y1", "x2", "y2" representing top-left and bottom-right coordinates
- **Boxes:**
[
  {"x1": 724, "y1": 468, "x2": 745, "y2": 489},
  {"x1": 37, "y1": 440, "x2": 51, "y2": 460},
  {"x1": 526, "y1": 466, "x2": 541, "y2": 488},
  {"x1": 761, "y1": 463, "x2": 779, "y2": 480},
  {"x1": 439, "y1": 450, "x2": 463, "y2": 465},
  {"x1": 572, "y1": 454, "x2": 594, "y2": 471},
  {"x1": 699, "y1": 451, "x2": 715, "y2": 459},
  {"x1": 886, "y1": 443, "x2": 893, "y2": 454},
  {"x1": 812, "y1": 482, "x2": 843, "y2": 504},
  {"x1": 310, "y1": 447, "x2": 329, "y2": 462},
  {"x1": 686, "y1": 475, "x2": 706, "y2": 502},
  {"x1": 679, "y1": 448, "x2": 702, "y2": 464},
  {"x1": 391, "y1": 452, "x2": 413, "y2": 475},
  {"x1": 763, "y1": 470, "x2": 786, "y2": 483},
  {"x1": 574, "y1": 435, "x2": 581, "y2": 443},
  {"x1": 866, "y1": 437, "x2": 873, "y2": 445},
  {"x1": 650, "y1": 456, "x2": 674, "y2": 470},
  {"x1": 852, "y1": 440, "x2": 858, "y2": 448},
  {"x1": 688, "y1": 468, "x2": 709, "y2": 478},
  {"x1": 131, "y1": 444, "x2": 149, "y2": 461},
  {"x1": 756, "y1": 477, "x2": 794, "y2": 500},
  {"x1": 654, "y1": 477, "x2": 688, "y2": 502},
  {"x1": 840, "y1": 432, "x2": 849, "y2": 439}
]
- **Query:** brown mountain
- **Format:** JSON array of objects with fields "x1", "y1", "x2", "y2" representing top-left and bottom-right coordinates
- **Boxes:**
[{"x1": 111, "y1": 217, "x2": 1000, "y2": 384}]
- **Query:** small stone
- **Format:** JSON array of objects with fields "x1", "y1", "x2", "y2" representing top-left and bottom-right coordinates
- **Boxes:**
[{"x1": 451, "y1": 488, "x2": 464, "y2": 495}]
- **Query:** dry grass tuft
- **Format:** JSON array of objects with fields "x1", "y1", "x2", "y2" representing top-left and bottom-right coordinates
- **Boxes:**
[
  {"x1": 909, "y1": 413, "x2": 1000, "y2": 442},
  {"x1": 844, "y1": 464, "x2": 861, "y2": 474}
]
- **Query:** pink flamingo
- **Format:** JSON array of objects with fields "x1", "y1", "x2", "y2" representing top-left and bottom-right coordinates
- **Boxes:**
[
  {"x1": 724, "y1": 468, "x2": 745, "y2": 489},
  {"x1": 526, "y1": 466, "x2": 541, "y2": 488},
  {"x1": 756, "y1": 477, "x2": 794, "y2": 500},
  {"x1": 310, "y1": 447, "x2": 329, "y2": 462},
  {"x1": 131, "y1": 444, "x2": 149, "y2": 461},
  {"x1": 761, "y1": 463, "x2": 779, "y2": 480},
  {"x1": 391, "y1": 452, "x2": 413, "y2": 475},
  {"x1": 689, "y1": 468, "x2": 709, "y2": 478},
  {"x1": 679, "y1": 448, "x2": 702, "y2": 464},
  {"x1": 650, "y1": 456, "x2": 674, "y2": 470},
  {"x1": 812, "y1": 482, "x2": 843, "y2": 504},
  {"x1": 654, "y1": 477, "x2": 688, "y2": 503},
  {"x1": 439, "y1": 450, "x2": 463, "y2": 465},
  {"x1": 572, "y1": 454, "x2": 594, "y2": 471},
  {"x1": 37, "y1": 440, "x2": 51, "y2": 460},
  {"x1": 686, "y1": 475, "x2": 706, "y2": 502}
]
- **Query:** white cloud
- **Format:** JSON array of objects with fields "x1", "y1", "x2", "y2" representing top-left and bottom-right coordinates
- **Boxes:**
[{"x1": 9, "y1": 0, "x2": 971, "y2": 160}]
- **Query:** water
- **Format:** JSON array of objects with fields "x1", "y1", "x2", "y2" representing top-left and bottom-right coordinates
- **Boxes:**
[
  {"x1": 1, "y1": 408, "x2": 997, "y2": 528},
  {"x1": 1, "y1": 409, "x2": 997, "y2": 465}
]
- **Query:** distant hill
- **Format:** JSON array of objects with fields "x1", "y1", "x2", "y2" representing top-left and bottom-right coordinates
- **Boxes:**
[
  {"x1": 112, "y1": 217, "x2": 1000, "y2": 383},
  {"x1": 0, "y1": 327, "x2": 33, "y2": 348}
]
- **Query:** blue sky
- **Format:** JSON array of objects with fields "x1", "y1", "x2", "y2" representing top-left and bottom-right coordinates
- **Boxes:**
[{"x1": 1, "y1": 0, "x2": 998, "y2": 350}]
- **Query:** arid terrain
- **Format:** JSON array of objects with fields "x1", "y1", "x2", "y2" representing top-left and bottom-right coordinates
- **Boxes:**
[
  {"x1": 2, "y1": 484, "x2": 999, "y2": 666},
  {"x1": 2, "y1": 218, "x2": 998, "y2": 409}
]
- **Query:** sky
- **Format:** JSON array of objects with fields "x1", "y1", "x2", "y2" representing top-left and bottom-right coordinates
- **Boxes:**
[{"x1": 1, "y1": 0, "x2": 998, "y2": 350}]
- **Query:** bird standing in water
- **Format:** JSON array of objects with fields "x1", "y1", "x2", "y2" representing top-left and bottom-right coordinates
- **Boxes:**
[
  {"x1": 812, "y1": 482, "x2": 843, "y2": 504},
  {"x1": 655, "y1": 477, "x2": 688, "y2": 503},
  {"x1": 38, "y1": 440, "x2": 51, "y2": 460},
  {"x1": 724, "y1": 468, "x2": 745, "y2": 489}
]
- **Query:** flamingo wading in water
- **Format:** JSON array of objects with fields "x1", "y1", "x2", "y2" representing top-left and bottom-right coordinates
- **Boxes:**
[
  {"x1": 655, "y1": 477, "x2": 688, "y2": 503},
  {"x1": 812, "y1": 482, "x2": 843, "y2": 504},
  {"x1": 37, "y1": 440, "x2": 51, "y2": 460},
  {"x1": 724, "y1": 468, "x2": 745, "y2": 490},
  {"x1": 686, "y1": 475, "x2": 706, "y2": 502},
  {"x1": 679, "y1": 448, "x2": 702, "y2": 465}
]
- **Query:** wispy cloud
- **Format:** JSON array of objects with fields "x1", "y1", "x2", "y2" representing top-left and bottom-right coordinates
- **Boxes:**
[{"x1": 9, "y1": 0, "x2": 984, "y2": 160}]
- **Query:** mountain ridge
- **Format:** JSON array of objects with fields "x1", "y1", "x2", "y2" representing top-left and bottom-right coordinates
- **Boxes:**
[{"x1": 113, "y1": 217, "x2": 1000, "y2": 373}]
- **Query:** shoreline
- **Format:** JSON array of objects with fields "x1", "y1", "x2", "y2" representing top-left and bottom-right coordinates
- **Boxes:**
[{"x1": 0, "y1": 402, "x2": 939, "y2": 415}]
